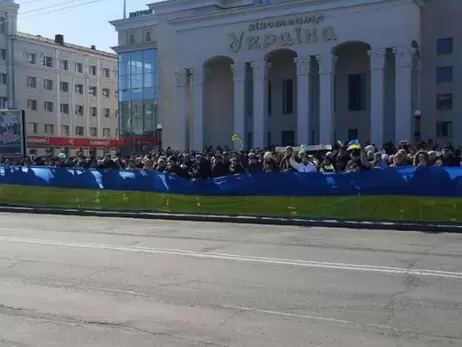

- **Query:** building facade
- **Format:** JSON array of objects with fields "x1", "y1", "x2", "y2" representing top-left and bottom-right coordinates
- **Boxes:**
[
  {"x1": 111, "y1": 0, "x2": 462, "y2": 150},
  {"x1": 0, "y1": 0, "x2": 119, "y2": 157}
]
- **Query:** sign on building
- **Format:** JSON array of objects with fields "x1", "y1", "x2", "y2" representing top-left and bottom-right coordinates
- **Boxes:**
[{"x1": 0, "y1": 109, "x2": 25, "y2": 157}]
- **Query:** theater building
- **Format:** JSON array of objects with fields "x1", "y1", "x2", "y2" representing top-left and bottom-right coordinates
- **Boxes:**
[{"x1": 111, "y1": 0, "x2": 461, "y2": 150}]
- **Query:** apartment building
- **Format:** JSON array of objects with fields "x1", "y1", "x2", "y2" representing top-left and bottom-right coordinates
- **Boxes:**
[
  {"x1": 16, "y1": 33, "x2": 118, "y2": 156},
  {"x1": 0, "y1": 1, "x2": 118, "y2": 157},
  {"x1": 111, "y1": 0, "x2": 462, "y2": 150}
]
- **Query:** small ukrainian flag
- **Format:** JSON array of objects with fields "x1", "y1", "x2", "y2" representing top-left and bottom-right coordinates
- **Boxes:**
[
  {"x1": 231, "y1": 135, "x2": 242, "y2": 142},
  {"x1": 347, "y1": 139, "x2": 361, "y2": 151}
]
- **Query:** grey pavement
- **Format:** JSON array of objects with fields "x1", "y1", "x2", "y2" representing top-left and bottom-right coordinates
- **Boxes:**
[{"x1": 0, "y1": 213, "x2": 461, "y2": 347}]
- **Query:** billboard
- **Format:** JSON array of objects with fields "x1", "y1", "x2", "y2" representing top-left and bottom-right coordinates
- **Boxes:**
[{"x1": 0, "y1": 109, "x2": 25, "y2": 157}]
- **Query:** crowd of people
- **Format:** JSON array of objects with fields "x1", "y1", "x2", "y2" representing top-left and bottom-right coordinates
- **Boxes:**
[{"x1": 0, "y1": 139, "x2": 460, "y2": 180}]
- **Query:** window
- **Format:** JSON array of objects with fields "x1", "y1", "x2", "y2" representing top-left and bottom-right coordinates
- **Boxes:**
[
  {"x1": 60, "y1": 103, "x2": 69, "y2": 114},
  {"x1": 103, "y1": 127, "x2": 111, "y2": 137},
  {"x1": 115, "y1": 110, "x2": 118, "y2": 118},
  {"x1": 436, "y1": 121, "x2": 453, "y2": 137},
  {"x1": 43, "y1": 79, "x2": 53, "y2": 90},
  {"x1": 102, "y1": 68, "x2": 110, "y2": 78},
  {"x1": 348, "y1": 73, "x2": 367, "y2": 111},
  {"x1": 0, "y1": 49, "x2": 6, "y2": 60},
  {"x1": 27, "y1": 99, "x2": 37, "y2": 111},
  {"x1": 128, "y1": 32, "x2": 135, "y2": 44},
  {"x1": 267, "y1": 81, "x2": 272, "y2": 115},
  {"x1": 103, "y1": 108, "x2": 110, "y2": 118},
  {"x1": 44, "y1": 124, "x2": 54, "y2": 135},
  {"x1": 90, "y1": 127, "x2": 97, "y2": 137},
  {"x1": 61, "y1": 125, "x2": 69, "y2": 136},
  {"x1": 75, "y1": 84, "x2": 83, "y2": 94},
  {"x1": 89, "y1": 86, "x2": 97, "y2": 96},
  {"x1": 282, "y1": 79, "x2": 294, "y2": 114},
  {"x1": 60, "y1": 59, "x2": 69, "y2": 70},
  {"x1": 0, "y1": 97, "x2": 7, "y2": 108},
  {"x1": 281, "y1": 130, "x2": 295, "y2": 146},
  {"x1": 28, "y1": 122, "x2": 38, "y2": 134},
  {"x1": 44, "y1": 101, "x2": 53, "y2": 112},
  {"x1": 27, "y1": 76, "x2": 37, "y2": 88},
  {"x1": 436, "y1": 66, "x2": 453, "y2": 83},
  {"x1": 437, "y1": 38, "x2": 453, "y2": 55},
  {"x1": 144, "y1": 30, "x2": 151, "y2": 42},
  {"x1": 89, "y1": 65, "x2": 97, "y2": 76},
  {"x1": 75, "y1": 126, "x2": 84, "y2": 136},
  {"x1": 26, "y1": 53, "x2": 36, "y2": 64},
  {"x1": 0, "y1": 17, "x2": 5, "y2": 33},
  {"x1": 60, "y1": 81, "x2": 69, "y2": 92},
  {"x1": 90, "y1": 107, "x2": 97, "y2": 117},
  {"x1": 75, "y1": 104, "x2": 84, "y2": 116},
  {"x1": 436, "y1": 94, "x2": 453, "y2": 110},
  {"x1": 0, "y1": 73, "x2": 7, "y2": 84},
  {"x1": 102, "y1": 88, "x2": 110, "y2": 97},
  {"x1": 43, "y1": 56, "x2": 53, "y2": 67},
  {"x1": 75, "y1": 62, "x2": 83, "y2": 73}
]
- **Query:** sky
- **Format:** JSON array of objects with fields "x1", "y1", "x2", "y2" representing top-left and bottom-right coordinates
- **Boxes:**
[{"x1": 16, "y1": 0, "x2": 157, "y2": 52}]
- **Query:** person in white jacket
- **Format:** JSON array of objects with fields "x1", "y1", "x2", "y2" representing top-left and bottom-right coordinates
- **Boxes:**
[{"x1": 289, "y1": 151, "x2": 318, "y2": 173}]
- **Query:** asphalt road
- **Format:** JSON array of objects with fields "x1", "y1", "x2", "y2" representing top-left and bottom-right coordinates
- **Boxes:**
[{"x1": 0, "y1": 213, "x2": 461, "y2": 347}]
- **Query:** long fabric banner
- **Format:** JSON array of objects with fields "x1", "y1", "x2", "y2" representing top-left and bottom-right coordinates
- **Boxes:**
[{"x1": 0, "y1": 165, "x2": 461, "y2": 222}]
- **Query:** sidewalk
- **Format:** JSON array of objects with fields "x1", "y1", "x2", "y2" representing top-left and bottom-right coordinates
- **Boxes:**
[{"x1": 0, "y1": 205, "x2": 461, "y2": 233}]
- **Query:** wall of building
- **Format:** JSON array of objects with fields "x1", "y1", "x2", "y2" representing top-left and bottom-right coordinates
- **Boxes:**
[
  {"x1": 421, "y1": 0, "x2": 462, "y2": 145},
  {"x1": 13, "y1": 35, "x2": 118, "y2": 156},
  {"x1": 111, "y1": 0, "x2": 462, "y2": 148}
]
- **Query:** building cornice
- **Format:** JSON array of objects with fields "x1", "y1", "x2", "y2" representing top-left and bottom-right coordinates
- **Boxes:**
[
  {"x1": 111, "y1": 42, "x2": 158, "y2": 54},
  {"x1": 148, "y1": 0, "x2": 240, "y2": 15},
  {"x1": 2, "y1": 3, "x2": 19, "y2": 12},
  {"x1": 109, "y1": 14, "x2": 157, "y2": 32},
  {"x1": 14, "y1": 33, "x2": 116, "y2": 59},
  {"x1": 167, "y1": 0, "x2": 412, "y2": 31}
]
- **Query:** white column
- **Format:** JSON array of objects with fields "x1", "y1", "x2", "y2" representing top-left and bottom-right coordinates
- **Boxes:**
[
  {"x1": 368, "y1": 49, "x2": 386, "y2": 146},
  {"x1": 317, "y1": 54, "x2": 336, "y2": 144},
  {"x1": 294, "y1": 57, "x2": 311, "y2": 145},
  {"x1": 251, "y1": 60, "x2": 270, "y2": 149},
  {"x1": 231, "y1": 63, "x2": 246, "y2": 151},
  {"x1": 393, "y1": 47, "x2": 414, "y2": 143},
  {"x1": 175, "y1": 68, "x2": 189, "y2": 149},
  {"x1": 190, "y1": 67, "x2": 206, "y2": 151}
]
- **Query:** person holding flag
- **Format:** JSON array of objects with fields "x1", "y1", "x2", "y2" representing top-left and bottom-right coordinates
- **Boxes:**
[
  {"x1": 231, "y1": 134, "x2": 243, "y2": 151},
  {"x1": 345, "y1": 139, "x2": 372, "y2": 172}
]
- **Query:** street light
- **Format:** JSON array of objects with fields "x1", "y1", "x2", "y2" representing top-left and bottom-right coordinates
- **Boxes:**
[{"x1": 156, "y1": 124, "x2": 163, "y2": 152}]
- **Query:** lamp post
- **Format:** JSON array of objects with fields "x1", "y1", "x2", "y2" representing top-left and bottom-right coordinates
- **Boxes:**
[
  {"x1": 414, "y1": 110, "x2": 422, "y2": 146},
  {"x1": 156, "y1": 123, "x2": 163, "y2": 152}
]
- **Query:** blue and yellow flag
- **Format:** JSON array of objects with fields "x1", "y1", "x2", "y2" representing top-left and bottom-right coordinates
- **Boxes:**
[
  {"x1": 231, "y1": 135, "x2": 242, "y2": 142},
  {"x1": 347, "y1": 139, "x2": 361, "y2": 151}
]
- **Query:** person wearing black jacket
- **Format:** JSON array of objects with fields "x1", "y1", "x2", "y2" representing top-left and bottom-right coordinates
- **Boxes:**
[
  {"x1": 189, "y1": 155, "x2": 212, "y2": 180},
  {"x1": 165, "y1": 156, "x2": 189, "y2": 178},
  {"x1": 211, "y1": 154, "x2": 230, "y2": 178},
  {"x1": 97, "y1": 154, "x2": 119, "y2": 170}
]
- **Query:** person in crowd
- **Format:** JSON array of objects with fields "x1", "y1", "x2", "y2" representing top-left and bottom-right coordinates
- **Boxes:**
[
  {"x1": 289, "y1": 151, "x2": 318, "y2": 173},
  {"x1": 345, "y1": 149, "x2": 371, "y2": 172},
  {"x1": 5, "y1": 137, "x2": 461, "y2": 179},
  {"x1": 280, "y1": 146, "x2": 296, "y2": 172},
  {"x1": 413, "y1": 150, "x2": 429, "y2": 167}
]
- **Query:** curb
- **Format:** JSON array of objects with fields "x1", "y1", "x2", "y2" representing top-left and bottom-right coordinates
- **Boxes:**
[{"x1": 0, "y1": 205, "x2": 461, "y2": 233}]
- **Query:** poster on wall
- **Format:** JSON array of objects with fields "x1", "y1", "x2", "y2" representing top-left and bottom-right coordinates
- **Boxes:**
[{"x1": 0, "y1": 109, "x2": 25, "y2": 157}]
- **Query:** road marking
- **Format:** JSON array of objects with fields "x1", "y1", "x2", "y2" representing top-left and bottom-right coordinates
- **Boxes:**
[
  {"x1": 0, "y1": 236, "x2": 461, "y2": 280},
  {"x1": 222, "y1": 304, "x2": 393, "y2": 331}
]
